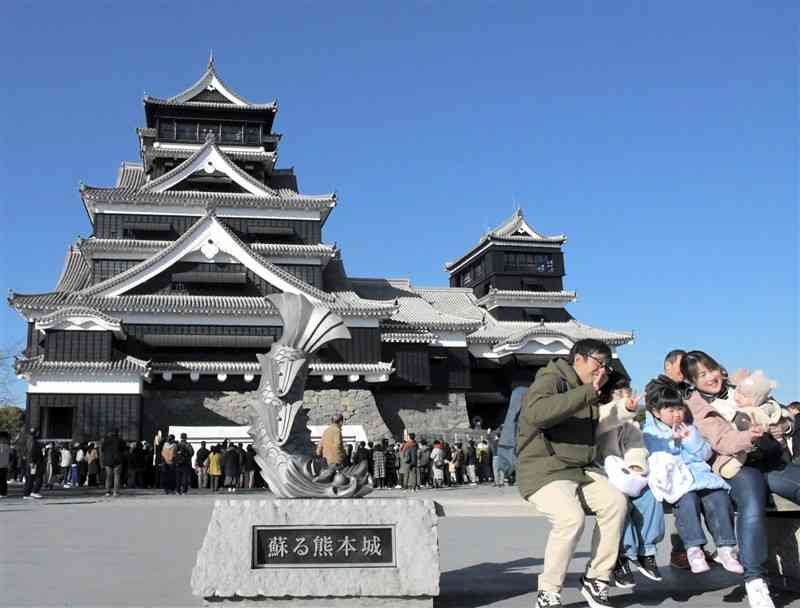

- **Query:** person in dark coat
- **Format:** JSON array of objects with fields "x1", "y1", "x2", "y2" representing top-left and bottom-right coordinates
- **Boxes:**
[
  {"x1": 175, "y1": 434, "x2": 195, "y2": 494},
  {"x1": 101, "y1": 429, "x2": 126, "y2": 497},
  {"x1": 23, "y1": 429, "x2": 45, "y2": 499},
  {"x1": 222, "y1": 444, "x2": 241, "y2": 493},
  {"x1": 195, "y1": 441, "x2": 210, "y2": 489}
]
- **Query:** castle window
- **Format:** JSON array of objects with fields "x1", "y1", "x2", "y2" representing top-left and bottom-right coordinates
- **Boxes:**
[
  {"x1": 245, "y1": 123, "x2": 262, "y2": 144},
  {"x1": 158, "y1": 118, "x2": 176, "y2": 140},
  {"x1": 474, "y1": 258, "x2": 485, "y2": 280},
  {"x1": 176, "y1": 120, "x2": 199, "y2": 142},
  {"x1": 221, "y1": 123, "x2": 244, "y2": 144},
  {"x1": 504, "y1": 252, "x2": 554, "y2": 273},
  {"x1": 199, "y1": 121, "x2": 220, "y2": 140},
  {"x1": 524, "y1": 308, "x2": 545, "y2": 323}
]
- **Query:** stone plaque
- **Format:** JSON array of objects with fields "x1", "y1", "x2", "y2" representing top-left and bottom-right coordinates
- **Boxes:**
[{"x1": 252, "y1": 525, "x2": 395, "y2": 568}]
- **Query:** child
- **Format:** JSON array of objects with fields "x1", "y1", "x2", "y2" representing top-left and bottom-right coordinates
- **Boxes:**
[
  {"x1": 717, "y1": 371, "x2": 794, "y2": 478},
  {"x1": 595, "y1": 387, "x2": 665, "y2": 587},
  {"x1": 642, "y1": 383, "x2": 743, "y2": 575}
]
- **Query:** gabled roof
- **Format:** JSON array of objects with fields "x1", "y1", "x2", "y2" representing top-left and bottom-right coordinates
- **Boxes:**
[
  {"x1": 143, "y1": 55, "x2": 277, "y2": 110},
  {"x1": 139, "y1": 135, "x2": 277, "y2": 196},
  {"x1": 482, "y1": 209, "x2": 566, "y2": 243},
  {"x1": 445, "y1": 209, "x2": 567, "y2": 273},
  {"x1": 78, "y1": 211, "x2": 333, "y2": 302}
]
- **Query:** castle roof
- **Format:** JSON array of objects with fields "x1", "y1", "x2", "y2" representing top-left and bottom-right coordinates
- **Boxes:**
[
  {"x1": 445, "y1": 209, "x2": 567, "y2": 273},
  {"x1": 143, "y1": 55, "x2": 277, "y2": 111}
]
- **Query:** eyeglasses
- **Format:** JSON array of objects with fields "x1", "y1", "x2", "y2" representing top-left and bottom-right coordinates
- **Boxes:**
[{"x1": 587, "y1": 354, "x2": 612, "y2": 373}]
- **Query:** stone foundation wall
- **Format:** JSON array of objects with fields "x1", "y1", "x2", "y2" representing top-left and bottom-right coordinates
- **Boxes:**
[
  {"x1": 142, "y1": 388, "x2": 470, "y2": 442},
  {"x1": 374, "y1": 391, "x2": 470, "y2": 438}
]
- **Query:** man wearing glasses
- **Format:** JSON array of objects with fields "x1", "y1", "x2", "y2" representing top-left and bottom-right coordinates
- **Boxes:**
[{"x1": 518, "y1": 339, "x2": 637, "y2": 608}]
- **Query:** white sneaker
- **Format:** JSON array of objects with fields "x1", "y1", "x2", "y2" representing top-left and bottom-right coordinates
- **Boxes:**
[
  {"x1": 30, "y1": 492, "x2": 43, "y2": 499},
  {"x1": 745, "y1": 578, "x2": 776, "y2": 608},
  {"x1": 714, "y1": 546, "x2": 744, "y2": 574},
  {"x1": 686, "y1": 546, "x2": 710, "y2": 574}
]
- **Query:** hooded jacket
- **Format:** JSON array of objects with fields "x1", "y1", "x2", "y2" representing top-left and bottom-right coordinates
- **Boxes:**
[
  {"x1": 641, "y1": 412, "x2": 729, "y2": 493},
  {"x1": 516, "y1": 358, "x2": 634, "y2": 498}
]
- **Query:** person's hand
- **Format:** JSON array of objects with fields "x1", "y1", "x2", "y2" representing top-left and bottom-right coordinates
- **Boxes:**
[
  {"x1": 748, "y1": 425, "x2": 765, "y2": 444},
  {"x1": 624, "y1": 392, "x2": 644, "y2": 412},
  {"x1": 592, "y1": 368, "x2": 608, "y2": 393},
  {"x1": 672, "y1": 423, "x2": 691, "y2": 440}
]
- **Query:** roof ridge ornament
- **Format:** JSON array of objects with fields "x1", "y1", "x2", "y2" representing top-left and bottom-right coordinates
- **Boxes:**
[{"x1": 208, "y1": 49, "x2": 215, "y2": 71}]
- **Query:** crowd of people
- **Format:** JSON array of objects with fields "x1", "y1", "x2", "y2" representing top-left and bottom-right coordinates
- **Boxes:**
[
  {"x1": 6, "y1": 430, "x2": 266, "y2": 499},
  {"x1": 517, "y1": 340, "x2": 800, "y2": 608},
  {"x1": 315, "y1": 413, "x2": 507, "y2": 492}
]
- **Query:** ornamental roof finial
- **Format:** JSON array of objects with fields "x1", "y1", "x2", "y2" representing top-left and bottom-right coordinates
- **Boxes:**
[{"x1": 208, "y1": 49, "x2": 215, "y2": 71}]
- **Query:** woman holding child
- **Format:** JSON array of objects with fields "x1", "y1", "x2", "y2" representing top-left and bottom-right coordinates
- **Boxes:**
[{"x1": 681, "y1": 350, "x2": 800, "y2": 608}]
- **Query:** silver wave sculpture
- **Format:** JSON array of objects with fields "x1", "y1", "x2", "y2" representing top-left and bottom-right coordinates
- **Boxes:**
[{"x1": 248, "y1": 293, "x2": 373, "y2": 498}]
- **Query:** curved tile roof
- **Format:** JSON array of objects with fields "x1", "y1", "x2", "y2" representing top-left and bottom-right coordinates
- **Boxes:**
[
  {"x1": 115, "y1": 162, "x2": 147, "y2": 189},
  {"x1": 150, "y1": 360, "x2": 393, "y2": 376},
  {"x1": 54, "y1": 248, "x2": 91, "y2": 293},
  {"x1": 78, "y1": 237, "x2": 336, "y2": 260},
  {"x1": 349, "y1": 278, "x2": 482, "y2": 331},
  {"x1": 9, "y1": 291, "x2": 397, "y2": 319},
  {"x1": 468, "y1": 319, "x2": 633, "y2": 347},
  {"x1": 15, "y1": 355, "x2": 150, "y2": 378}
]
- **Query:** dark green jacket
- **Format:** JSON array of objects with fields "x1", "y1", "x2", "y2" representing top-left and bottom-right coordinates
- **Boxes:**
[{"x1": 516, "y1": 358, "x2": 602, "y2": 499}]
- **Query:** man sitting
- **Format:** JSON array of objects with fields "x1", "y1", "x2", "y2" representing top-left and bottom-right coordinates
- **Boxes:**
[{"x1": 518, "y1": 339, "x2": 635, "y2": 608}]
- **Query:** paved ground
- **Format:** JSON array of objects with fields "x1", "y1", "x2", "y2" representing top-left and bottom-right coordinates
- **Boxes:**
[{"x1": 2, "y1": 482, "x2": 798, "y2": 607}]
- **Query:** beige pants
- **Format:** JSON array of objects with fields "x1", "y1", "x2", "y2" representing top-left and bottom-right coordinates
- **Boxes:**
[{"x1": 527, "y1": 471, "x2": 628, "y2": 593}]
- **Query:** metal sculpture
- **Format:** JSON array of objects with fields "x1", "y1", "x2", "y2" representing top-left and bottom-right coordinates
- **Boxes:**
[{"x1": 248, "y1": 293, "x2": 372, "y2": 498}]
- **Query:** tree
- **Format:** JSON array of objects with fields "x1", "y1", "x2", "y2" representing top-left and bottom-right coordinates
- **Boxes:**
[
  {"x1": 0, "y1": 405, "x2": 24, "y2": 437},
  {"x1": 0, "y1": 343, "x2": 25, "y2": 438}
]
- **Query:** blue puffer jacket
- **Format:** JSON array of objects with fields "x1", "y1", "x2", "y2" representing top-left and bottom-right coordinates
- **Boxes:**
[{"x1": 642, "y1": 412, "x2": 729, "y2": 493}]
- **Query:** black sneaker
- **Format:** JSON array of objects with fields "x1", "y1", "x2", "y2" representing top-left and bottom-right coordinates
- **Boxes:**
[
  {"x1": 612, "y1": 557, "x2": 636, "y2": 588},
  {"x1": 536, "y1": 591, "x2": 562, "y2": 607},
  {"x1": 636, "y1": 554, "x2": 663, "y2": 581},
  {"x1": 580, "y1": 576, "x2": 612, "y2": 608}
]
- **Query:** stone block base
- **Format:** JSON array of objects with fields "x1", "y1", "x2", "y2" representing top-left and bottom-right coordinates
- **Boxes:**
[{"x1": 191, "y1": 498, "x2": 440, "y2": 606}]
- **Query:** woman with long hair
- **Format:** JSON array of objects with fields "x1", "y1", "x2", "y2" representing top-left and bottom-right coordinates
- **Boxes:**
[{"x1": 681, "y1": 350, "x2": 799, "y2": 608}]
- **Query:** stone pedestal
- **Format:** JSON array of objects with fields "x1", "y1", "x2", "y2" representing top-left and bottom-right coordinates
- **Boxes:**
[{"x1": 191, "y1": 498, "x2": 441, "y2": 607}]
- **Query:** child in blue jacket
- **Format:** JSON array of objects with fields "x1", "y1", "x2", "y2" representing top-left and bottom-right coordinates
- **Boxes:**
[{"x1": 642, "y1": 383, "x2": 742, "y2": 575}]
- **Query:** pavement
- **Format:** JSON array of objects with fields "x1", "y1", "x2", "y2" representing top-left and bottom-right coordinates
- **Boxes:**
[{"x1": 2, "y1": 481, "x2": 799, "y2": 608}]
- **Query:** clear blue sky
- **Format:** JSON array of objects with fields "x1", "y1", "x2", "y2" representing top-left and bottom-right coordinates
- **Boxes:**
[{"x1": 1, "y1": 3, "x2": 797, "y2": 402}]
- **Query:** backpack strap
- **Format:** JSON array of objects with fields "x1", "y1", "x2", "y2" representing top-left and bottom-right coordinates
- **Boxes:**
[{"x1": 515, "y1": 378, "x2": 570, "y2": 458}]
